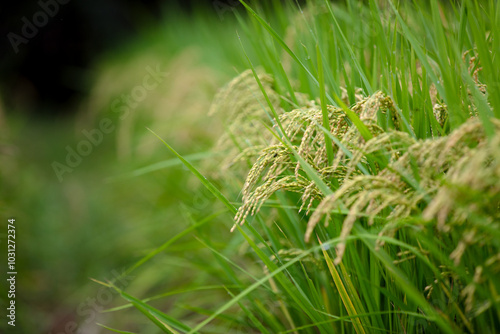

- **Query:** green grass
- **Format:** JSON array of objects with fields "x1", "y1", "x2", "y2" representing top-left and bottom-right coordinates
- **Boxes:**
[{"x1": 98, "y1": 1, "x2": 500, "y2": 333}]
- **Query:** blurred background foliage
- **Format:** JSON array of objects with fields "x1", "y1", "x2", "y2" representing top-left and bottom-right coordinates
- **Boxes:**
[{"x1": 0, "y1": 1, "x2": 256, "y2": 333}]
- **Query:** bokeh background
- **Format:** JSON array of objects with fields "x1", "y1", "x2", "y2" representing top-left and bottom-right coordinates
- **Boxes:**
[
  {"x1": 2, "y1": 0, "x2": 499, "y2": 333},
  {"x1": 0, "y1": 1, "x2": 255, "y2": 333}
]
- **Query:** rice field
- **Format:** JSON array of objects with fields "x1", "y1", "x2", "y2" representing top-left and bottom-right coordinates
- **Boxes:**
[{"x1": 2, "y1": 0, "x2": 499, "y2": 333}]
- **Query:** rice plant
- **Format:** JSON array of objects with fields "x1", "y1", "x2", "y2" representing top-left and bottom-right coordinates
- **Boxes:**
[{"x1": 100, "y1": 0, "x2": 500, "y2": 333}]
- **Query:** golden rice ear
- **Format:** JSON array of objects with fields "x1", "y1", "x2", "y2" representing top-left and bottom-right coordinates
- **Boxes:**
[
  {"x1": 206, "y1": 69, "x2": 281, "y2": 179},
  {"x1": 234, "y1": 90, "x2": 397, "y2": 233},
  {"x1": 231, "y1": 79, "x2": 499, "y2": 265},
  {"x1": 219, "y1": 60, "x2": 496, "y2": 267},
  {"x1": 311, "y1": 117, "x2": 499, "y2": 264}
]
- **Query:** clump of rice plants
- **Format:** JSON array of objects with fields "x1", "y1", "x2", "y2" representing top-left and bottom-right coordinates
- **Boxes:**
[
  {"x1": 100, "y1": 1, "x2": 500, "y2": 333},
  {"x1": 232, "y1": 87, "x2": 500, "y2": 331}
]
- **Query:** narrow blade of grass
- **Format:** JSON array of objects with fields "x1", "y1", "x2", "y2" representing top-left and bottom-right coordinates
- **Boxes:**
[
  {"x1": 317, "y1": 43, "x2": 334, "y2": 165},
  {"x1": 97, "y1": 323, "x2": 137, "y2": 334},
  {"x1": 93, "y1": 279, "x2": 194, "y2": 333},
  {"x1": 319, "y1": 238, "x2": 367, "y2": 334}
]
